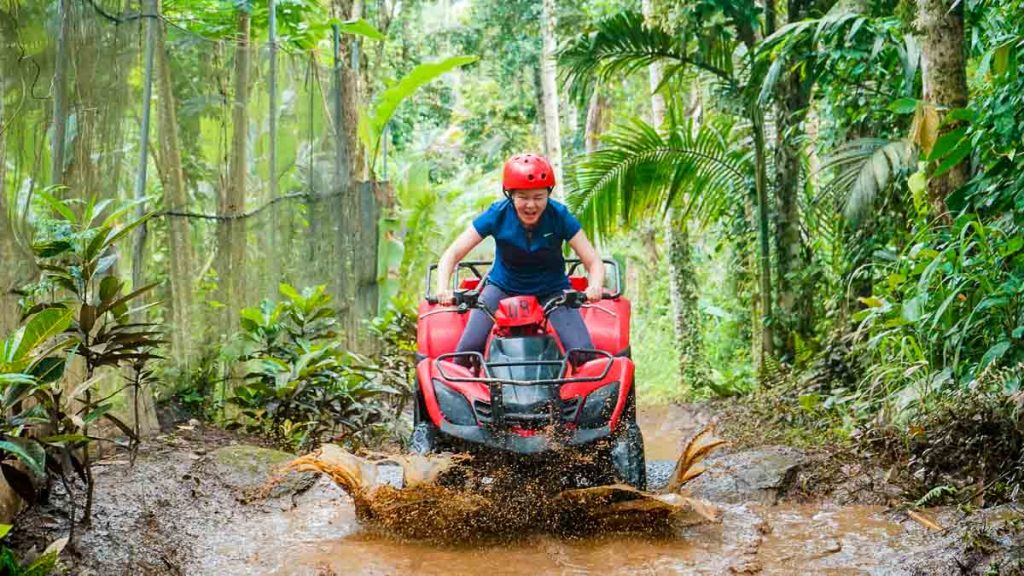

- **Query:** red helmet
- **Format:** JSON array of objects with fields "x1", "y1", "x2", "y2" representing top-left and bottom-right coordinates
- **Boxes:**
[{"x1": 502, "y1": 153, "x2": 556, "y2": 191}]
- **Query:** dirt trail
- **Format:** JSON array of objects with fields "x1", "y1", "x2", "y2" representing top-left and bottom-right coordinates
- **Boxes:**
[{"x1": 9, "y1": 404, "x2": 1021, "y2": 575}]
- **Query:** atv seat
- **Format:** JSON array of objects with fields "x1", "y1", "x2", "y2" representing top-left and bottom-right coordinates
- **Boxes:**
[
  {"x1": 459, "y1": 277, "x2": 482, "y2": 291},
  {"x1": 568, "y1": 275, "x2": 588, "y2": 291}
]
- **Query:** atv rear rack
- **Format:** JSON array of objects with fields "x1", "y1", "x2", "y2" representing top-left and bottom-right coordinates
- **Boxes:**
[{"x1": 433, "y1": 349, "x2": 614, "y2": 386}]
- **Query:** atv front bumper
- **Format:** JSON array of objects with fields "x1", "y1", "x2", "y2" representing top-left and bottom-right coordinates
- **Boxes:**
[{"x1": 438, "y1": 421, "x2": 613, "y2": 455}]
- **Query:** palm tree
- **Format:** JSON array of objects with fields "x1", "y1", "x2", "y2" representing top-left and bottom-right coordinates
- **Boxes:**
[
  {"x1": 559, "y1": 5, "x2": 778, "y2": 369},
  {"x1": 568, "y1": 113, "x2": 752, "y2": 385}
]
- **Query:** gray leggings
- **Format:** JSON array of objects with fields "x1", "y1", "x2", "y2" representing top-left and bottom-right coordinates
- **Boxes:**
[{"x1": 456, "y1": 283, "x2": 594, "y2": 356}]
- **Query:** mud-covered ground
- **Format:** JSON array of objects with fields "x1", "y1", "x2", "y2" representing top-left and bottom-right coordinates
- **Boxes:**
[{"x1": 9, "y1": 403, "x2": 1024, "y2": 575}]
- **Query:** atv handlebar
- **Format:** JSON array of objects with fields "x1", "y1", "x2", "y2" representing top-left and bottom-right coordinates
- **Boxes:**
[
  {"x1": 424, "y1": 289, "x2": 614, "y2": 320},
  {"x1": 424, "y1": 258, "x2": 624, "y2": 301}
]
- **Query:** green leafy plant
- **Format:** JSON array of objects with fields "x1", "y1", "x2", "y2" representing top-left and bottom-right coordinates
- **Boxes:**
[
  {"x1": 359, "y1": 55, "x2": 480, "y2": 173},
  {"x1": 0, "y1": 524, "x2": 66, "y2": 576},
  {"x1": 24, "y1": 192, "x2": 164, "y2": 525},
  {"x1": 227, "y1": 284, "x2": 395, "y2": 450},
  {"x1": 0, "y1": 308, "x2": 75, "y2": 498}
]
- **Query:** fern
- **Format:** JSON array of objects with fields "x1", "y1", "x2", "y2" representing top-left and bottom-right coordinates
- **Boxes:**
[
  {"x1": 818, "y1": 138, "x2": 918, "y2": 225},
  {"x1": 558, "y1": 10, "x2": 736, "y2": 106},
  {"x1": 914, "y1": 484, "x2": 957, "y2": 507},
  {"x1": 567, "y1": 113, "x2": 751, "y2": 242}
]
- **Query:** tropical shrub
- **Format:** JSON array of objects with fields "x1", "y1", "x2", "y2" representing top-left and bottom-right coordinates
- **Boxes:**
[
  {"x1": 227, "y1": 284, "x2": 395, "y2": 451},
  {"x1": 0, "y1": 193, "x2": 164, "y2": 532},
  {"x1": 0, "y1": 308, "x2": 76, "y2": 500},
  {"x1": 850, "y1": 215, "x2": 1024, "y2": 419}
]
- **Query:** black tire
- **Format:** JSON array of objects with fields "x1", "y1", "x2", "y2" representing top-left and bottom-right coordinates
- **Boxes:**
[
  {"x1": 607, "y1": 385, "x2": 645, "y2": 489},
  {"x1": 609, "y1": 420, "x2": 647, "y2": 490},
  {"x1": 410, "y1": 422, "x2": 438, "y2": 455},
  {"x1": 410, "y1": 387, "x2": 440, "y2": 455}
]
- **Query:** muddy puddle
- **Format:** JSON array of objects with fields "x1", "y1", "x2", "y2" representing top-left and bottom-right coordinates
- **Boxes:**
[
  {"x1": 190, "y1": 406, "x2": 934, "y2": 575},
  {"x1": 241, "y1": 504, "x2": 919, "y2": 575},
  {"x1": 7, "y1": 403, "x2": 999, "y2": 574}
]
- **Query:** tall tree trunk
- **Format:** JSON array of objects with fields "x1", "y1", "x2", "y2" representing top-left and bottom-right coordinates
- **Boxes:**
[
  {"x1": 268, "y1": 0, "x2": 280, "y2": 288},
  {"x1": 666, "y1": 213, "x2": 706, "y2": 387},
  {"x1": 583, "y1": 90, "x2": 607, "y2": 154},
  {"x1": 330, "y1": 0, "x2": 367, "y2": 348},
  {"x1": 50, "y1": 0, "x2": 70, "y2": 188},
  {"x1": 643, "y1": 0, "x2": 667, "y2": 129},
  {"x1": 133, "y1": 0, "x2": 156, "y2": 300},
  {"x1": 772, "y1": 0, "x2": 812, "y2": 363},
  {"x1": 918, "y1": 0, "x2": 968, "y2": 223},
  {"x1": 155, "y1": 5, "x2": 194, "y2": 362},
  {"x1": 216, "y1": 10, "x2": 251, "y2": 334},
  {"x1": 540, "y1": 0, "x2": 564, "y2": 193},
  {"x1": 751, "y1": 104, "x2": 775, "y2": 370}
]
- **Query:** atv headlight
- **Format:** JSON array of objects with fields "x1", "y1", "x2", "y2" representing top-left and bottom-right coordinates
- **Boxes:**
[
  {"x1": 432, "y1": 379, "x2": 477, "y2": 426},
  {"x1": 578, "y1": 382, "x2": 620, "y2": 429}
]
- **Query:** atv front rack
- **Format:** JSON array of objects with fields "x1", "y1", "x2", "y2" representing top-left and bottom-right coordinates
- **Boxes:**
[
  {"x1": 433, "y1": 349, "x2": 618, "y2": 445},
  {"x1": 433, "y1": 349, "x2": 614, "y2": 386}
]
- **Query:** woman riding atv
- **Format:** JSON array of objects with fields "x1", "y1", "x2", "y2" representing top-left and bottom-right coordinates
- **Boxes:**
[{"x1": 435, "y1": 153, "x2": 606, "y2": 356}]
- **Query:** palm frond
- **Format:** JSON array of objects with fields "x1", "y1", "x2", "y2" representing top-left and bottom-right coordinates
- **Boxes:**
[
  {"x1": 817, "y1": 138, "x2": 918, "y2": 224},
  {"x1": 756, "y1": 7, "x2": 905, "y2": 106},
  {"x1": 558, "y1": 11, "x2": 736, "y2": 106},
  {"x1": 566, "y1": 115, "x2": 752, "y2": 243}
]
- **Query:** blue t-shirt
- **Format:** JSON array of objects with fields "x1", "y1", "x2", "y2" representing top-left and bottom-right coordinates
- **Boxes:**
[{"x1": 472, "y1": 198, "x2": 582, "y2": 295}]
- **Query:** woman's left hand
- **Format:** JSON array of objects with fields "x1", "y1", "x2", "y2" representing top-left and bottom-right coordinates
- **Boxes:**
[{"x1": 585, "y1": 285, "x2": 603, "y2": 303}]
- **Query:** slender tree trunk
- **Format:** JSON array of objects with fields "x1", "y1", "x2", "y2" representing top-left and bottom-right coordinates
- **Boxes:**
[
  {"x1": 583, "y1": 90, "x2": 607, "y2": 154},
  {"x1": 156, "y1": 14, "x2": 194, "y2": 363},
  {"x1": 751, "y1": 105, "x2": 775, "y2": 369},
  {"x1": 643, "y1": 0, "x2": 667, "y2": 129},
  {"x1": 329, "y1": 0, "x2": 365, "y2": 348},
  {"x1": 540, "y1": 0, "x2": 564, "y2": 193},
  {"x1": 772, "y1": 0, "x2": 812, "y2": 363},
  {"x1": 918, "y1": 0, "x2": 968, "y2": 223},
  {"x1": 133, "y1": 0, "x2": 156, "y2": 299},
  {"x1": 666, "y1": 213, "x2": 706, "y2": 387},
  {"x1": 216, "y1": 10, "x2": 251, "y2": 334},
  {"x1": 125, "y1": 0, "x2": 160, "y2": 440},
  {"x1": 268, "y1": 0, "x2": 280, "y2": 287},
  {"x1": 50, "y1": 0, "x2": 70, "y2": 188}
]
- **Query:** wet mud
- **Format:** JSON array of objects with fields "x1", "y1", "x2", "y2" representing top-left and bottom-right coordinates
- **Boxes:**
[
  {"x1": 9, "y1": 403, "x2": 1023, "y2": 575},
  {"x1": 274, "y1": 423, "x2": 726, "y2": 541}
]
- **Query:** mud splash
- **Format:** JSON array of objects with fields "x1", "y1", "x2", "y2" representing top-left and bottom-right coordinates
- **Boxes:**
[{"x1": 278, "y1": 425, "x2": 727, "y2": 540}]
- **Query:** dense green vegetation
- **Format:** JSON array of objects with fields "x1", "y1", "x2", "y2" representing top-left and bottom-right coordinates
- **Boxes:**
[{"x1": 1, "y1": 0, "x2": 1023, "y2": 562}]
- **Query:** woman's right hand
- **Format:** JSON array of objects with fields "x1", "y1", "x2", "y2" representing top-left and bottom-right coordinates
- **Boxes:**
[{"x1": 436, "y1": 290, "x2": 455, "y2": 306}]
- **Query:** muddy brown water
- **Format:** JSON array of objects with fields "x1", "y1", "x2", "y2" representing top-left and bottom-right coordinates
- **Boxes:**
[
  {"x1": 206, "y1": 497, "x2": 922, "y2": 575},
  {"x1": 190, "y1": 405, "x2": 934, "y2": 575}
]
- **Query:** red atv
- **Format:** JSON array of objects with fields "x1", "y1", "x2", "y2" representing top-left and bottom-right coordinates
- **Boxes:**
[{"x1": 412, "y1": 259, "x2": 645, "y2": 489}]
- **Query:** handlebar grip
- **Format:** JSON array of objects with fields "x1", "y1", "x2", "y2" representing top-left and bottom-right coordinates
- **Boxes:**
[{"x1": 426, "y1": 296, "x2": 439, "y2": 305}]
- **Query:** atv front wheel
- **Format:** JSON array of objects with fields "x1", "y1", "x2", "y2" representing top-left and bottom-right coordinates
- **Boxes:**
[
  {"x1": 410, "y1": 387, "x2": 441, "y2": 454},
  {"x1": 609, "y1": 421, "x2": 647, "y2": 490},
  {"x1": 410, "y1": 422, "x2": 439, "y2": 455}
]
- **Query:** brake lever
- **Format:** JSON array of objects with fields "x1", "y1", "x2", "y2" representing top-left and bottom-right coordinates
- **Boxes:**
[{"x1": 542, "y1": 295, "x2": 567, "y2": 316}]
